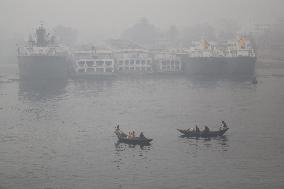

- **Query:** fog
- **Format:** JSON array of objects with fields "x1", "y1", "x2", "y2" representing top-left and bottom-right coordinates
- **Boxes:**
[
  {"x1": 1, "y1": 1, "x2": 284, "y2": 189},
  {"x1": 1, "y1": 0, "x2": 284, "y2": 38},
  {"x1": 0, "y1": 0, "x2": 284, "y2": 62}
]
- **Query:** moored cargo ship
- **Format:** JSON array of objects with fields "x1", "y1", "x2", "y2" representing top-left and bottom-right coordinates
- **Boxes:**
[
  {"x1": 17, "y1": 24, "x2": 71, "y2": 79},
  {"x1": 180, "y1": 37, "x2": 256, "y2": 76}
]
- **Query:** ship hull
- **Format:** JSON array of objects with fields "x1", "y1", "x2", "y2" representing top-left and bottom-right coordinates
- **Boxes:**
[
  {"x1": 182, "y1": 56, "x2": 256, "y2": 76},
  {"x1": 71, "y1": 72, "x2": 116, "y2": 79},
  {"x1": 18, "y1": 55, "x2": 70, "y2": 79}
]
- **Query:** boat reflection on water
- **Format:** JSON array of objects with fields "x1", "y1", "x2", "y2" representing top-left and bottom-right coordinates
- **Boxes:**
[
  {"x1": 18, "y1": 79, "x2": 68, "y2": 102},
  {"x1": 216, "y1": 136, "x2": 229, "y2": 147},
  {"x1": 201, "y1": 135, "x2": 228, "y2": 145},
  {"x1": 179, "y1": 135, "x2": 229, "y2": 152},
  {"x1": 113, "y1": 142, "x2": 152, "y2": 170},
  {"x1": 115, "y1": 141, "x2": 152, "y2": 150}
]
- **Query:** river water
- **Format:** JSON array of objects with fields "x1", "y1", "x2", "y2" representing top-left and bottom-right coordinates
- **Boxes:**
[{"x1": 0, "y1": 63, "x2": 284, "y2": 189}]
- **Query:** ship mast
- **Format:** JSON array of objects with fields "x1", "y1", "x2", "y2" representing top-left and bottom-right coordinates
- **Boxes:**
[{"x1": 36, "y1": 22, "x2": 49, "y2": 47}]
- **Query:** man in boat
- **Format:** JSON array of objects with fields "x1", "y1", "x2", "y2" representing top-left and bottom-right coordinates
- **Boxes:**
[
  {"x1": 115, "y1": 125, "x2": 120, "y2": 135},
  {"x1": 220, "y1": 121, "x2": 228, "y2": 131},
  {"x1": 127, "y1": 131, "x2": 135, "y2": 139},
  {"x1": 195, "y1": 125, "x2": 200, "y2": 133},
  {"x1": 204, "y1": 125, "x2": 210, "y2": 134},
  {"x1": 139, "y1": 132, "x2": 145, "y2": 139},
  {"x1": 221, "y1": 120, "x2": 228, "y2": 128},
  {"x1": 116, "y1": 124, "x2": 120, "y2": 131}
]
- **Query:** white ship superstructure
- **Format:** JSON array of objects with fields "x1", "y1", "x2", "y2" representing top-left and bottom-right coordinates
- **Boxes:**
[
  {"x1": 181, "y1": 37, "x2": 256, "y2": 76},
  {"x1": 17, "y1": 24, "x2": 71, "y2": 79},
  {"x1": 189, "y1": 40, "x2": 224, "y2": 57},
  {"x1": 153, "y1": 51, "x2": 182, "y2": 72},
  {"x1": 18, "y1": 45, "x2": 70, "y2": 57},
  {"x1": 224, "y1": 37, "x2": 256, "y2": 57},
  {"x1": 114, "y1": 49, "x2": 153, "y2": 73},
  {"x1": 72, "y1": 49, "x2": 115, "y2": 77},
  {"x1": 188, "y1": 38, "x2": 256, "y2": 58}
]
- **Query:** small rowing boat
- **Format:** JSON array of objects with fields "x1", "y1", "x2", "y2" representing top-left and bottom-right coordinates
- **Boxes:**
[
  {"x1": 177, "y1": 122, "x2": 229, "y2": 138},
  {"x1": 114, "y1": 127, "x2": 153, "y2": 145}
]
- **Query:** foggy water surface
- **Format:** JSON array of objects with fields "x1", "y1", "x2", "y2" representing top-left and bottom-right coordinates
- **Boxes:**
[{"x1": 0, "y1": 63, "x2": 284, "y2": 189}]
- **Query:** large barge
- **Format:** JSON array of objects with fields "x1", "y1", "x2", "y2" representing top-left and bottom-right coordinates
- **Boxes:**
[{"x1": 71, "y1": 48, "x2": 115, "y2": 78}]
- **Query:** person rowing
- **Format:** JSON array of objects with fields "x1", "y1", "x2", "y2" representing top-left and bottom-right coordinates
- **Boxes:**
[
  {"x1": 139, "y1": 132, "x2": 145, "y2": 139},
  {"x1": 195, "y1": 125, "x2": 200, "y2": 133},
  {"x1": 203, "y1": 125, "x2": 210, "y2": 134},
  {"x1": 221, "y1": 120, "x2": 228, "y2": 128},
  {"x1": 116, "y1": 124, "x2": 120, "y2": 131}
]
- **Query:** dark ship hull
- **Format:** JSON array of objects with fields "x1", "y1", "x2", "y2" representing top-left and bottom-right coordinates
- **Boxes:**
[
  {"x1": 18, "y1": 55, "x2": 69, "y2": 79},
  {"x1": 182, "y1": 56, "x2": 256, "y2": 76}
]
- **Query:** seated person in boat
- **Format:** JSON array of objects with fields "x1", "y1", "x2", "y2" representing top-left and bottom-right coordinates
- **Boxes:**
[
  {"x1": 139, "y1": 132, "x2": 145, "y2": 138},
  {"x1": 115, "y1": 124, "x2": 120, "y2": 131},
  {"x1": 128, "y1": 132, "x2": 132, "y2": 139},
  {"x1": 219, "y1": 120, "x2": 228, "y2": 130},
  {"x1": 195, "y1": 125, "x2": 200, "y2": 133},
  {"x1": 221, "y1": 120, "x2": 228, "y2": 128},
  {"x1": 128, "y1": 131, "x2": 136, "y2": 139},
  {"x1": 204, "y1": 126, "x2": 210, "y2": 133}
]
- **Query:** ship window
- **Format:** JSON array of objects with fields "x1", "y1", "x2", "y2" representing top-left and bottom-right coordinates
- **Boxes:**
[
  {"x1": 125, "y1": 60, "x2": 129, "y2": 65},
  {"x1": 136, "y1": 60, "x2": 140, "y2": 64},
  {"x1": 86, "y1": 68, "x2": 94, "y2": 72},
  {"x1": 78, "y1": 69, "x2": 85, "y2": 73},
  {"x1": 105, "y1": 61, "x2": 113, "y2": 66},
  {"x1": 96, "y1": 68, "x2": 104, "y2": 72},
  {"x1": 86, "y1": 61, "x2": 94, "y2": 67},
  {"x1": 78, "y1": 61, "x2": 85, "y2": 66},
  {"x1": 130, "y1": 60, "x2": 134, "y2": 65},
  {"x1": 96, "y1": 61, "x2": 104, "y2": 66},
  {"x1": 141, "y1": 60, "x2": 145, "y2": 65},
  {"x1": 105, "y1": 68, "x2": 113, "y2": 72},
  {"x1": 119, "y1": 60, "x2": 123, "y2": 65}
]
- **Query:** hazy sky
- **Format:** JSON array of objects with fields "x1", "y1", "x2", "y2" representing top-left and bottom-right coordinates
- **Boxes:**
[{"x1": 1, "y1": 0, "x2": 284, "y2": 40}]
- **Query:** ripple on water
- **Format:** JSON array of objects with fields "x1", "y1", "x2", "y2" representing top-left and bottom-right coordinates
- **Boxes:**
[{"x1": 0, "y1": 73, "x2": 284, "y2": 189}]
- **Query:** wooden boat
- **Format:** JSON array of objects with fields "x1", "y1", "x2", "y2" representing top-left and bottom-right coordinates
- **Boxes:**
[
  {"x1": 114, "y1": 129, "x2": 153, "y2": 145},
  {"x1": 177, "y1": 127, "x2": 229, "y2": 138}
]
